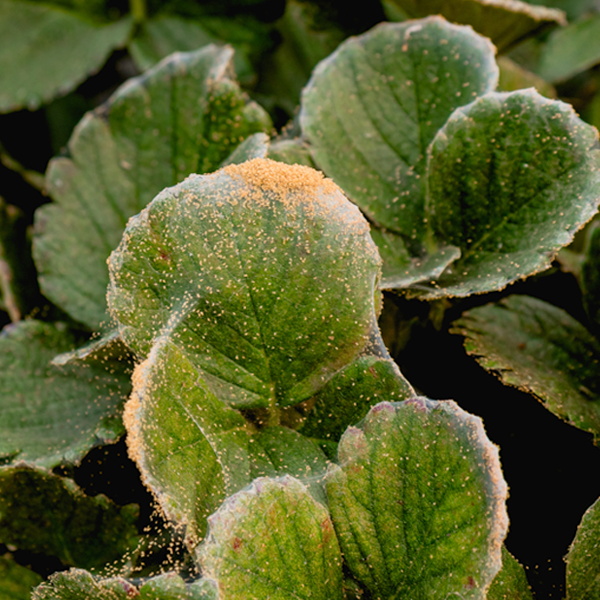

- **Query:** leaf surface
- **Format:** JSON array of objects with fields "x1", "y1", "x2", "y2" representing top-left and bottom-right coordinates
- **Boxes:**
[
  {"x1": 108, "y1": 159, "x2": 382, "y2": 409},
  {"x1": 0, "y1": 320, "x2": 129, "y2": 468},
  {"x1": 384, "y1": 0, "x2": 565, "y2": 52},
  {"x1": 451, "y1": 295, "x2": 600, "y2": 441},
  {"x1": 0, "y1": 1, "x2": 132, "y2": 112},
  {"x1": 539, "y1": 14, "x2": 600, "y2": 83},
  {"x1": 581, "y1": 225, "x2": 600, "y2": 331},
  {"x1": 0, "y1": 554, "x2": 43, "y2": 600},
  {"x1": 423, "y1": 89, "x2": 600, "y2": 298},
  {"x1": 566, "y1": 496, "x2": 600, "y2": 599},
  {"x1": 33, "y1": 46, "x2": 271, "y2": 330},
  {"x1": 326, "y1": 398, "x2": 508, "y2": 600},
  {"x1": 488, "y1": 546, "x2": 534, "y2": 600},
  {"x1": 298, "y1": 355, "x2": 414, "y2": 443},
  {"x1": 199, "y1": 476, "x2": 344, "y2": 600},
  {"x1": 0, "y1": 466, "x2": 139, "y2": 570},
  {"x1": 300, "y1": 17, "x2": 497, "y2": 281}
]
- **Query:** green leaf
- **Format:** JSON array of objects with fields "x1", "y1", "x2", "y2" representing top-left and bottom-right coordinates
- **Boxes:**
[
  {"x1": 566, "y1": 496, "x2": 600, "y2": 599},
  {"x1": 124, "y1": 339, "x2": 254, "y2": 543},
  {"x1": 33, "y1": 45, "x2": 272, "y2": 330},
  {"x1": 0, "y1": 1, "x2": 132, "y2": 112},
  {"x1": 0, "y1": 554, "x2": 43, "y2": 600},
  {"x1": 199, "y1": 476, "x2": 344, "y2": 600},
  {"x1": 487, "y1": 547, "x2": 534, "y2": 600},
  {"x1": 128, "y1": 14, "x2": 265, "y2": 85},
  {"x1": 370, "y1": 228, "x2": 460, "y2": 289},
  {"x1": 497, "y1": 56, "x2": 556, "y2": 98},
  {"x1": 326, "y1": 398, "x2": 508, "y2": 600},
  {"x1": 125, "y1": 339, "x2": 331, "y2": 542},
  {"x1": 108, "y1": 159, "x2": 382, "y2": 409},
  {"x1": 0, "y1": 320, "x2": 129, "y2": 468},
  {"x1": 539, "y1": 14, "x2": 600, "y2": 83},
  {"x1": 0, "y1": 466, "x2": 139, "y2": 570},
  {"x1": 298, "y1": 355, "x2": 414, "y2": 443},
  {"x1": 581, "y1": 225, "x2": 600, "y2": 330},
  {"x1": 300, "y1": 17, "x2": 497, "y2": 282},
  {"x1": 383, "y1": 0, "x2": 566, "y2": 52},
  {"x1": 267, "y1": 138, "x2": 315, "y2": 168},
  {"x1": 32, "y1": 569, "x2": 136, "y2": 600},
  {"x1": 256, "y1": 0, "x2": 347, "y2": 115},
  {"x1": 451, "y1": 295, "x2": 600, "y2": 441},
  {"x1": 422, "y1": 89, "x2": 600, "y2": 299},
  {"x1": 220, "y1": 132, "x2": 269, "y2": 167}
]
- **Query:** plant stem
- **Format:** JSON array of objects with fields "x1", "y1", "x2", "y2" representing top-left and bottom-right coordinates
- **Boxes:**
[{"x1": 129, "y1": 0, "x2": 147, "y2": 23}]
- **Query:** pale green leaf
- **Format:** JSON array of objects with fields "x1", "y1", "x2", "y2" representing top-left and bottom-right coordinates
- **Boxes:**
[
  {"x1": 539, "y1": 14, "x2": 600, "y2": 83},
  {"x1": 108, "y1": 159, "x2": 382, "y2": 409},
  {"x1": 0, "y1": 1, "x2": 133, "y2": 112},
  {"x1": 199, "y1": 476, "x2": 344, "y2": 600},
  {"x1": 326, "y1": 399, "x2": 508, "y2": 600}
]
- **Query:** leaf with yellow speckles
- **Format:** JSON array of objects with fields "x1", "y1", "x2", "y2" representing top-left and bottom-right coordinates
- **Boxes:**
[
  {"x1": 420, "y1": 90, "x2": 600, "y2": 299},
  {"x1": 326, "y1": 398, "x2": 508, "y2": 600},
  {"x1": 199, "y1": 476, "x2": 344, "y2": 600},
  {"x1": 300, "y1": 17, "x2": 497, "y2": 288},
  {"x1": 33, "y1": 45, "x2": 271, "y2": 330},
  {"x1": 488, "y1": 546, "x2": 534, "y2": 600},
  {"x1": 451, "y1": 295, "x2": 600, "y2": 442}
]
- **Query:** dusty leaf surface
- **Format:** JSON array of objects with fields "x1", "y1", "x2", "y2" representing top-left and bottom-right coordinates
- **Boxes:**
[
  {"x1": 326, "y1": 398, "x2": 508, "y2": 600},
  {"x1": 200, "y1": 476, "x2": 343, "y2": 600}
]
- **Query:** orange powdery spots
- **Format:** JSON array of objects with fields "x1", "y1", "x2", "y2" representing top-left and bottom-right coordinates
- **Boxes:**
[{"x1": 123, "y1": 358, "x2": 149, "y2": 471}]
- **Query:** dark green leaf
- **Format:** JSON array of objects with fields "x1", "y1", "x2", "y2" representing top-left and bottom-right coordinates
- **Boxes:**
[
  {"x1": 108, "y1": 159, "x2": 382, "y2": 409},
  {"x1": 256, "y1": 0, "x2": 346, "y2": 115},
  {"x1": 0, "y1": 320, "x2": 129, "y2": 468},
  {"x1": 128, "y1": 15, "x2": 262, "y2": 85},
  {"x1": 0, "y1": 554, "x2": 43, "y2": 600},
  {"x1": 0, "y1": 466, "x2": 139, "y2": 570},
  {"x1": 33, "y1": 46, "x2": 271, "y2": 330},
  {"x1": 539, "y1": 14, "x2": 600, "y2": 83},
  {"x1": 581, "y1": 225, "x2": 600, "y2": 330},
  {"x1": 488, "y1": 547, "x2": 534, "y2": 600},
  {"x1": 423, "y1": 89, "x2": 600, "y2": 298},
  {"x1": 566, "y1": 496, "x2": 600, "y2": 600},
  {"x1": 383, "y1": 0, "x2": 565, "y2": 52},
  {"x1": 199, "y1": 476, "x2": 344, "y2": 600},
  {"x1": 0, "y1": 1, "x2": 132, "y2": 112},
  {"x1": 451, "y1": 295, "x2": 600, "y2": 441},
  {"x1": 298, "y1": 355, "x2": 414, "y2": 443},
  {"x1": 326, "y1": 399, "x2": 508, "y2": 600},
  {"x1": 300, "y1": 17, "x2": 497, "y2": 283}
]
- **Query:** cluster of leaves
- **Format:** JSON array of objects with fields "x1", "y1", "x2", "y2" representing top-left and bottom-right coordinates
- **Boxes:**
[{"x1": 2, "y1": 0, "x2": 600, "y2": 598}]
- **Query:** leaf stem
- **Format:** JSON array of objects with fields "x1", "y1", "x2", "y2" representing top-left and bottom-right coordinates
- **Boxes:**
[{"x1": 129, "y1": 0, "x2": 147, "y2": 23}]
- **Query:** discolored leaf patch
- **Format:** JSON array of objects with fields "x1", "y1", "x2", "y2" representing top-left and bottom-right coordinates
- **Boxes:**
[{"x1": 199, "y1": 476, "x2": 343, "y2": 600}]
